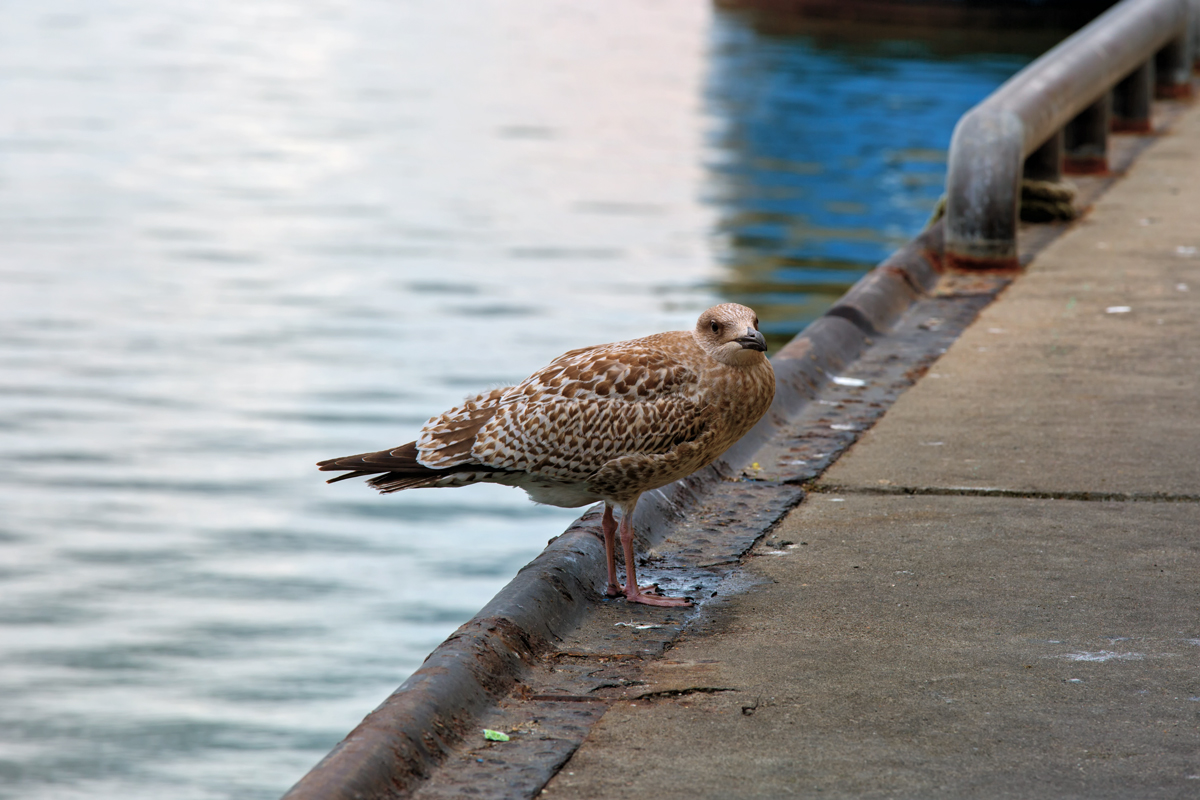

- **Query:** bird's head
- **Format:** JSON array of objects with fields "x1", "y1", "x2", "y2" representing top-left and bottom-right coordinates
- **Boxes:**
[{"x1": 693, "y1": 303, "x2": 768, "y2": 366}]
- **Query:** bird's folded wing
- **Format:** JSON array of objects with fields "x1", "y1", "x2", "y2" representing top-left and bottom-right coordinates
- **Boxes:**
[
  {"x1": 467, "y1": 343, "x2": 707, "y2": 482},
  {"x1": 474, "y1": 394, "x2": 707, "y2": 482},
  {"x1": 416, "y1": 386, "x2": 509, "y2": 468}
]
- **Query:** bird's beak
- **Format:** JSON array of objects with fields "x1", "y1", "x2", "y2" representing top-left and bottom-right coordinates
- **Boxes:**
[{"x1": 736, "y1": 327, "x2": 768, "y2": 352}]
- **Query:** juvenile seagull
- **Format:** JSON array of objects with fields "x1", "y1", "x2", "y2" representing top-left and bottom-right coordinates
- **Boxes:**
[{"x1": 318, "y1": 303, "x2": 774, "y2": 607}]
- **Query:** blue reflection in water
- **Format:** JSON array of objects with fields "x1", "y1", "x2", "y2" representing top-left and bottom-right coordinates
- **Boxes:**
[{"x1": 706, "y1": 16, "x2": 1034, "y2": 342}]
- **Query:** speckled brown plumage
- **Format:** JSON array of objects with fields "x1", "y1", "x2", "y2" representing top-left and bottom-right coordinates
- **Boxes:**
[{"x1": 318, "y1": 303, "x2": 775, "y2": 606}]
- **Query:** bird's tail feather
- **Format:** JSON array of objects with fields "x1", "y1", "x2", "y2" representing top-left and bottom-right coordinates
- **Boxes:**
[{"x1": 317, "y1": 440, "x2": 505, "y2": 493}]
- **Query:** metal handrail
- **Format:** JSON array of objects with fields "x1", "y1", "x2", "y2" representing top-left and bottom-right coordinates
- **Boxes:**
[{"x1": 945, "y1": 0, "x2": 1194, "y2": 270}]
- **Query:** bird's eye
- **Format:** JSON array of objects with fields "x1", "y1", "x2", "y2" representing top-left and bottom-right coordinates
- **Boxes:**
[
  {"x1": 753, "y1": 316, "x2": 759, "y2": 329},
  {"x1": 710, "y1": 321, "x2": 720, "y2": 333}
]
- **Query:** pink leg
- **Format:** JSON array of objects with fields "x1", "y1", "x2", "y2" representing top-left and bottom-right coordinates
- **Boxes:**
[
  {"x1": 602, "y1": 504, "x2": 621, "y2": 598},
  {"x1": 618, "y1": 500, "x2": 692, "y2": 608}
]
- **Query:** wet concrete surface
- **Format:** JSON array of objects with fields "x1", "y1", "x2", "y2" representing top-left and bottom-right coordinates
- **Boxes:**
[
  {"x1": 536, "y1": 98, "x2": 1200, "y2": 797},
  {"x1": 544, "y1": 496, "x2": 1200, "y2": 799}
]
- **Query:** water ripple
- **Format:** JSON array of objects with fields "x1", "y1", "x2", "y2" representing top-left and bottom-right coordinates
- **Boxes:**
[{"x1": 0, "y1": 2, "x2": 1046, "y2": 797}]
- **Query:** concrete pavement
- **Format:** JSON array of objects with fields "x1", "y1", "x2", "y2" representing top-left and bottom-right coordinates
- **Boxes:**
[{"x1": 539, "y1": 104, "x2": 1200, "y2": 797}]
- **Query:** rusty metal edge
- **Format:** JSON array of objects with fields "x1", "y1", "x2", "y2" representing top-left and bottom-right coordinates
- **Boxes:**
[
  {"x1": 280, "y1": 222, "x2": 947, "y2": 800},
  {"x1": 281, "y1": 516, "x2": 607, "y2": 800}
]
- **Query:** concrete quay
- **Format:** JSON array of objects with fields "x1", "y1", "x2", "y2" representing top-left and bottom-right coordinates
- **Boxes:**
[{"x1": 538, "y1": 104, "x2": 1200, "y2": 796}]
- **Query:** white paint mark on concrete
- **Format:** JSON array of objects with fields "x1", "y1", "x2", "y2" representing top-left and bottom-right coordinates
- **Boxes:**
[{"x1": 1060, "y1": 651, "x2": 1144, "y2": 662}]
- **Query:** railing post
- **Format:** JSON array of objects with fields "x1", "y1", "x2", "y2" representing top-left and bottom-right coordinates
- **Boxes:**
[
  {"x1": 1193, "y1": 0, "x2": 1200, "y2": 67},
  {"x1": 945, "y1": 110, "x2": 1024, "y2": 271},
  {"x1": 1023, "y1": 129, "x2": 1064, "y2": 182},
  {"x1": 1064, "y1": 92, "x2": 1112, "y2": 174},
  {"x1": 1156, "y1": 23, "x2": 1195, "y2": 96},
  {"x1": 1112, "y1": 61, "x2": 1155, "y2": 132}
]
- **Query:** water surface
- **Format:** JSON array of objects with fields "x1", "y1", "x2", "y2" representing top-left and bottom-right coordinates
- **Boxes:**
[{"x1": 0, "y1": 2, "x2": 1037, "y2": 796}]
